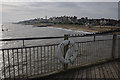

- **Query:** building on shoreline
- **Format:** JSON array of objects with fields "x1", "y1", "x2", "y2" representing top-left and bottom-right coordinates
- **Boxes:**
[
  {"x1": 48, "y1": 16, "x2": 78, "y2": 24},
  {"x1": 17, "y1": 16, "x2": 118, "y2": 26}
]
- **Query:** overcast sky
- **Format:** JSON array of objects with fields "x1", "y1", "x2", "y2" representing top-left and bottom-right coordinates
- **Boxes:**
[{"x1": 1, "y1": 2, "x2": 119, "y2": 23}]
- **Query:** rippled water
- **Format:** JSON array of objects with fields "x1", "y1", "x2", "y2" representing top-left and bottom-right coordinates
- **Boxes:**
[
  {"x1": 1, "y1": 23, "x2": 94, "y2": 48},
  {"x1": 2, "y1": 23, "x2": 93, "y2": 38}
]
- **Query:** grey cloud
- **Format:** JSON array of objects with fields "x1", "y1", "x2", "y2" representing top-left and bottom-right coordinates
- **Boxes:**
[{"x1": 2, "y1": 2, "x2": 118, "y2": 23}]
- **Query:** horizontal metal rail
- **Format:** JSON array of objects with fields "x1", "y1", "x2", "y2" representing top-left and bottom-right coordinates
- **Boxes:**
[
  {"x1": 0, "y1": 33, "x2": 115, "y2": 41},
  {"x1": 0, "y1": 36, "x2": 64, "y2": 41},
  {"x1": 0, "y1": 38, "x2": 113, "y2": 50}
]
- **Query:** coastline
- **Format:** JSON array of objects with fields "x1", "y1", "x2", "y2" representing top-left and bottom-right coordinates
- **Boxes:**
[
  {"x1": 51, "y1": 24, "x2": 119, "y2": 33},
  {"x1": 27, "y1": 23, "x2": 120, "y2": 33}
]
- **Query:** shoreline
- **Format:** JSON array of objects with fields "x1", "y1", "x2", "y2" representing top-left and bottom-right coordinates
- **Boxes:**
[
  {"x1": 27, "y1": 23, "x2": 120, "y2": 33},
  {"x1": 52, "y1": 24, "x2": 96, "y2": 32},
  {"x1": 48, "y1": 26, "x2": 94, "y2": 34},
  {"x1": 51, "y1": 24, "x2": 119, "y2": 33}
]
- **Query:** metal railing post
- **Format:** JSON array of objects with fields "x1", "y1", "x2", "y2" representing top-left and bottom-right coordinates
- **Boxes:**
[
  {"x1": 94, "y1": 35, "x2": 96, "y2": 41},
  {"x1": 23, "y1": 40, "x2": 25, "y2": 47},
  {"x1": 63, "y1": 34, "x2": 69, "y2": 70},
  {"x1": 118, "y1": 35, "x2": 120, "y2": 58},
  {"x1": 112, "y1": 34, "x2": 117, "y2": 59},
  {"x1": 2, "y1": 50, "x2": 6, "y2": 78}
]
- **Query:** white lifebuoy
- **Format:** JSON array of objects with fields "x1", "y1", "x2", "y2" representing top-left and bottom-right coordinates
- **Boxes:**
[{"x1": 57, "y1": 40, "x2": 78, "y2": 64}]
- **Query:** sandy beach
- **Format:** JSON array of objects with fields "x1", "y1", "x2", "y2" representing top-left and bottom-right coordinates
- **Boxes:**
[
  {"x1": 51, "y1": 24, "x2": 120, "y2": 33},
  {"x1": 32, "y1": 23, "x2": 120, "y2": 33}
]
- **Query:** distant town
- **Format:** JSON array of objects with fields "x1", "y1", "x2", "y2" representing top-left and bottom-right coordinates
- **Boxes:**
[{"x1": 17, "y1": 16, "x2": 120, "y2": 26}]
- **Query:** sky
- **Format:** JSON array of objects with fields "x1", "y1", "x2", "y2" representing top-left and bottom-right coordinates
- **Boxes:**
[
  {"x1": 0, "y1": 1, "x2": 119, "y2": 23},
  {"x1": 1, "y1": 0, "x2": 120, "y2": 2}
]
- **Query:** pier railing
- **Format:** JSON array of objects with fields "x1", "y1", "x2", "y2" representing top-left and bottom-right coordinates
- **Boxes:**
[{"x1": 0, "y1": 33, "x2": 120, "y2": 79}]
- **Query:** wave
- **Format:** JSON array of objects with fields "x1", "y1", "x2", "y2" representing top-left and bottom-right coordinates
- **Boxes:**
[
  {"x1": 1, "y1": 37, "x2": 13, "y2": 39},
  {"x1": 48, "y1": 26, "x2": 94, "y2": 34},
  {"x1": 75, "y1": 30, "x2": 95, "y2": 34}
]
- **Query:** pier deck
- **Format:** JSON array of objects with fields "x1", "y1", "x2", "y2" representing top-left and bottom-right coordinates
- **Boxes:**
[{"x1": 36, "y1": 59, "x2": 120, "y2": 79}]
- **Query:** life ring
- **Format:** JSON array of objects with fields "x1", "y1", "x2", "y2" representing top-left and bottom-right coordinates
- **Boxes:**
[{"x1": 57, "y1": 40, "x2": 78, "y2": 64}]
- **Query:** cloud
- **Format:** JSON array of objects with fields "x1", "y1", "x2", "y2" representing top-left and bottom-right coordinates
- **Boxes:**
[
  {"x1": 2, "y1": 2, "x2": 118, "y2": 23},
  {"x1": 1, "y1": 0, "x2": 120, "y2": 2},
  {"x1": 118, "y1": 2, "x2": 120, "y2": 20}
]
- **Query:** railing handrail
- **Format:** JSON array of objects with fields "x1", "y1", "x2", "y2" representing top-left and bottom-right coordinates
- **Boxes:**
[
  {"x1": 0, "y1": 33, "x2": 117, "y2": 41},
  {"x1": 0, "y1": 38, "x2": 114, "y2": 50},
  {"x1": 0, "y1": 36, "x2": 64, "y2": 41}
]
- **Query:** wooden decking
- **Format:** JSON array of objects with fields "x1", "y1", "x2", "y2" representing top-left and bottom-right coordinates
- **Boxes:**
[{"x1": 38, "y1": 59, "x2": 120, "y2": 79}]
